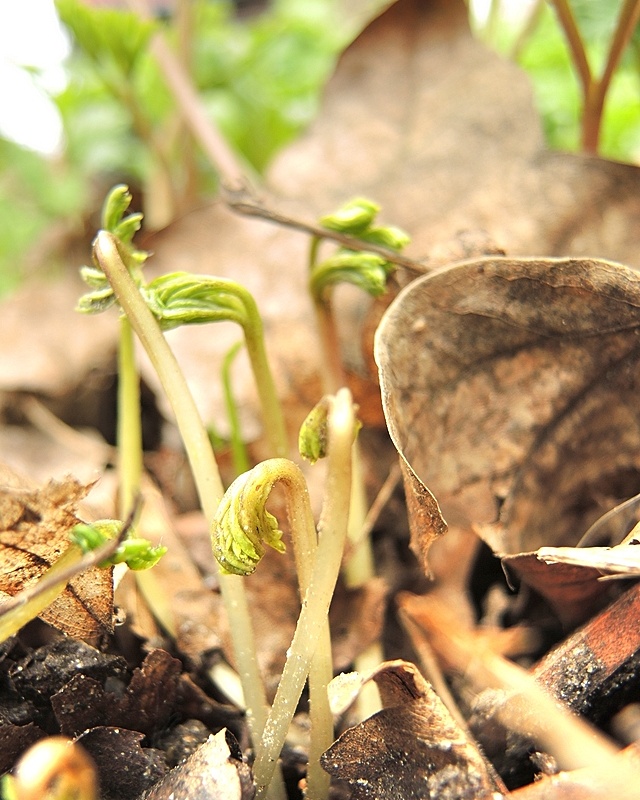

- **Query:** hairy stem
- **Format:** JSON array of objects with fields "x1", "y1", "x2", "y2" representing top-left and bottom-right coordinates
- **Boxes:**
[
  {"x1": 253, "y1": 388, "x2": 355, "y2": 799},
  {"x1": 93, "y1": 231, "x2": 286, "y2": 800},
  {"x1": 239, "y1": 288, "x2": 289, "y2": 458},
  {"x1": 117, "y1": 315, "x2": 143, "y2": 519}
]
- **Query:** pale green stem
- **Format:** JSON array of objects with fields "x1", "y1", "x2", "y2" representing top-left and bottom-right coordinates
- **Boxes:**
[
  {"x1": 0, "y1": 546, "x2": 83, "y2": 643},
  {"x1": 343, "y1": 442, "x2": 383, "y2": 719},
  {"x1": 309, "y1": 250, "x2": 383, "y2": 721},
  {"x1": 221, "y1": 341, "x2": 251, "y2": 475},
  {"x1": 117, "y1": 315, "x2": 143, "y2": 519},
  {"x1": 266, "y1": 459, "x2": 333, "y2": 800},
  {"x1": 238, "y1": 288, "x2": 289, "y2": 458},
  {"x1": 309, "y1": 235, "x2": 346, "y2": 394},
  {"x1": 312, "y1": 294, "x2": 347, "y2": 395},
  {"x1": 93, "y1": 231, "x2": 286, "y2": 800},
  {"x1": 253, "y1": 388, "x2": 355, "y2": 799}
]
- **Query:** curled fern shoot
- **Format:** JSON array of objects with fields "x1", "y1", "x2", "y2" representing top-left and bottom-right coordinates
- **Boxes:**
[
  {"x1": 210, "y1": 455, "x2": 336, "y2": 800},
  {"x1": 144, "y1": 270, "x2": 288, "y2": 457}
]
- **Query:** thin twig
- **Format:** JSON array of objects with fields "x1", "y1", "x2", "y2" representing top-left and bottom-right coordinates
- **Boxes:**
[
  {"x1": 126, "y1": 0, "x2": 251, "y2": 189},
  {"x1": 0, "y1": 498, "x2": 139, "y2": 621},
  {"x1": 224, "y1": 187, "x2": 432, "y2": 275}
]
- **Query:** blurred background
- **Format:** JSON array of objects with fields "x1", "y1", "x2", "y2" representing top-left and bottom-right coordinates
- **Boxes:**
[{"x1": 0, "y1": 0, "x2": 638, "y2": 297}]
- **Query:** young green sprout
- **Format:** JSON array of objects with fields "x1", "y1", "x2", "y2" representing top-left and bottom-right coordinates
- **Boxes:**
[
  {"x1": 144, "y1": 270, "x2": 288, "y2": 457},
  {"x1": 309, "y1": 197, "x2": 409, "y2": 393},
  {"x1": 0, "y1": 503, "x2": 142, "y2": 645},
  {"x1": 309, "y1": 199, "x2": 410, "y2": 721},
  {"x1": 78, "y1": 185, "x2": 147, "y2": 519},
  {"x1": 211, "y1": 456, "x2": 332, "y2": 800},
  {"x1": 91, "y1": 218, "x2": 287, "y2": 800},
  {"x1": 5, "y1": 736, "x2": 97, "y2": 800},
  {"x1": 212, "y1": 388, "x2": 358, "y2": 800},
  {"x1": 70, "y1": 520, "x2": 166, "y2": 571}
]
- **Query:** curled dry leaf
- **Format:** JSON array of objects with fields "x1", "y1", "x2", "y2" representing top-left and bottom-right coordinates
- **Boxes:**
[
  {"x1": 321, "y1": 659, "x2": 498, "y2": 799},
  {"x1": 0, "y1": 470, "x2": 113, "y2": 639},
  {"x1": 375, "y1": 257, "x2": 640, "y2": 568},
  {"x1": 502, "y1": 492, "x2": 640, "y2": 627}
]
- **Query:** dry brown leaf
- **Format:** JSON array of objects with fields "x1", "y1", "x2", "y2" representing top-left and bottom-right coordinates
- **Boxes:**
[
  {"x1": 398, "y1": 457, "x2": 448, "y2": 578},
  {"x1": 375, "y1": 257, "x2": 640, "y2": 563},
  {"x1": 321, "y1": 659, "x2": 499, "y2": 799},
  {"x1": 142, "y1": 729, "x2": 252, "y2": 800},
  {"x1": 0, "y1": 471, "x2": 113, "y2": 638},
  {"x1": 501, "y1": 552, "x2": 607, "y2": 628}
]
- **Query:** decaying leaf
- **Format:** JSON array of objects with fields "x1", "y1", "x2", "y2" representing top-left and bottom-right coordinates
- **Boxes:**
[
  {"x1": 321, "y1": 659, "x2": 498, "y2": 799},
  {"x1": 395, "y1": 457, "x2": 447, "y2": 578},
  {"x1": 501, "y1": 491, "x2": 640, "y2": 626},
  {"x1": 399, "y1": 592, "x2": 626, "y2": 789},
  {"x1": 141, "y1": 729, "x2": 252, "y2": 800},
  {"x1": 0, "y1": 471, "x2": 114, "y2": 639},
  {"x1": 501, "y1": 551, "x2": 607, "y2": 628},
  {"x1": 375, "y1": 257, "x2": 640, "y2": 562}
]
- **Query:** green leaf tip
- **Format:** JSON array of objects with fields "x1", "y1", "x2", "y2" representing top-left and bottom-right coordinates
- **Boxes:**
[
  {"x1": 56, "y1": 0, "x2": 156, "y2": 77},
  {"x1": 310, "y1": 250, "x2": 392, "y2": 299},
  {"x1": 211, "y1": 464, "x2": 290, "y2": 577},
  {"x1": 298, "y1": 397, "x2": 330, "y2": 464},
  {"x1": 312, "y1": 197, "x2": 410, "y2": 301},
  {"x1": 77, "y1": 184, "x2": 148, "y2": 314},
  {"x1": 70, "y1": 521, "x2": 166, "y2": 571},
  {"x1": 320, "y1": 198, "x2": 380, "y2": 235},
  {"x1": 145, "y1": 272, "x2": 251, "y2": 331}
]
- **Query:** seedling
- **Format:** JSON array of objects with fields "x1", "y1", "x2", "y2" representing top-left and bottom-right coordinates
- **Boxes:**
[
  {"x1": 0, "y1": 501, "x2": 155, "y2": 644},
  {"x1": 213, "y1": 388, "x2": 358, "y2": 800},
  {"x1": 3, "y1": 735, "x2": 96, "y2": 800},
  {"x1": 76, "y1": 188, "x2": 398, "y2": 798},
  {"x1": 88, "y1": 198, "x2": 288, "y2": 799},
  {"x1": 309, "y1": 198, "x2": 409, "y2": 716},
  {"x1": 309, "y1": 197, "x2": 410, "y2": 393}
]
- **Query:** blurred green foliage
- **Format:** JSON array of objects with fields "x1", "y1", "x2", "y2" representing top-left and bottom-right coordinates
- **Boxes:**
[
  {"x1": 482, "y1": 0, "x2": 640, "y2": 159},
  {"x1": 0, "y1": 0, "x2": 639, "y2": 298}
]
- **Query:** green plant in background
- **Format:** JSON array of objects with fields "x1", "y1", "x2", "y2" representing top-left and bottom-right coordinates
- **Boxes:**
[
  {"x1": 475, "y1": 0, "x2": 640, "y2": 159},
  {"x1": 2, "y1": 0, "x2": 639, "y2": 299}
]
